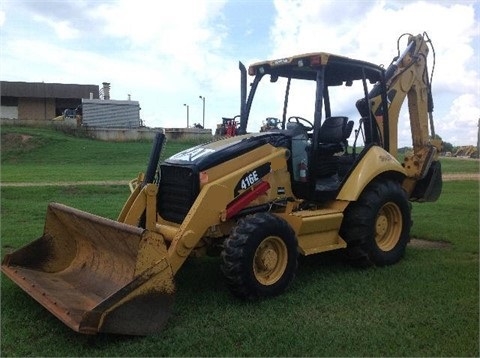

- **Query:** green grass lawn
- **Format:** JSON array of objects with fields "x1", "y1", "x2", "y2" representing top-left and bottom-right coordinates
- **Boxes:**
[
  {"x1": 1, "y1": 125, "x2": 202, "y2": 182},
  {"x1": 2, "y1": 124, "x2": 478, "y2": 183},
  {"x1": 1, "y1": 126, "x2": 478, "y2": 356},
  {"x1": 440, "y1": 156, "x2": 479, "y2": 174}
]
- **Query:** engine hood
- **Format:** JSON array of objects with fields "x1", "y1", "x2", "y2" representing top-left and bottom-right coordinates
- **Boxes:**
[{"x1": 163, "y1": 132, "x2": 290, "y2": 172}]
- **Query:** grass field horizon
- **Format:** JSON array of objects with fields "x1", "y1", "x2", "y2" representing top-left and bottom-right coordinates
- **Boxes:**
[{"x1": 1, "y1": 125, "x2": 478, "y2": 357}]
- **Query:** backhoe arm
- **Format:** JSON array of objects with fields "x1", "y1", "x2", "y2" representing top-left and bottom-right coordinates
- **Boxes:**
[
  {"x1": 383, "y1": 33, "x2": 441, "y2": 178},
  {"x1": 365, "y1": 33, "x2": 442, "y2": 201}
]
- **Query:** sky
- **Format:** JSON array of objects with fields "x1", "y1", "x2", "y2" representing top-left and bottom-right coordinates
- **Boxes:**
[{"x1": 1, "y1": 0, "x2": 479, "y2": 147}]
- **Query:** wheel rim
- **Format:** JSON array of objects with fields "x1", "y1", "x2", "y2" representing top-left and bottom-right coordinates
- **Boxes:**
[
  {"x1": 253, "y1": 236, "x2": 288, "y2": 286},
  {"x1": 375, "y1": 202, "x2": 403, "y2": 251}
]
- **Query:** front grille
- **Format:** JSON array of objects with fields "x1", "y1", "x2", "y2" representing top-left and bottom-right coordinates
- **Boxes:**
[{"x1": 157, "y1": 165, "x2": 199, "y2": 224}]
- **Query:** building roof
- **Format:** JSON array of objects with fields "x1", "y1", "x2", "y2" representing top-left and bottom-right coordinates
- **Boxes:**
[{"x1": 0, "y1": 81, "x2": 100, "y2": 99}]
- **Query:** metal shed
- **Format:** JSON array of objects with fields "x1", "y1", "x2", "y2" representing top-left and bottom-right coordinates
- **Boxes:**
[{"x1": 81, "y1": 99, "x2": 141, "y2": 128}]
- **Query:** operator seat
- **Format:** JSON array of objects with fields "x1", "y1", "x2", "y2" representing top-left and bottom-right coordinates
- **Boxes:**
[
  {"x1": 317, "y1": 116, "x2": 353, "y2": 155},
  {"x1": 314, "y1": 116, "x2": 354, "y2": 193}
]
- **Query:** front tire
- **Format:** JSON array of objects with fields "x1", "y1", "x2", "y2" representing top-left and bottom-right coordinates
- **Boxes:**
[
  {"x1": 221, "y1": 213, "x2": 298, "y2": 300},
  {"x1": 340, "y1": 180, "x2": 412, "y2": 267}
]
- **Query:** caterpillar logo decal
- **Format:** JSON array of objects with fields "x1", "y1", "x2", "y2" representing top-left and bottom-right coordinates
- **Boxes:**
[{"x1": 234, "y1": 162, "x2": 271, "y2": 196}]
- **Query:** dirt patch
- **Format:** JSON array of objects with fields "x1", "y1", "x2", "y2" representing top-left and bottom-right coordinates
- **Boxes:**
[
  {"x1": 1, "y1": 132, "x2": 41, "y2": 153},
  {"x1": 2, "y1": 132, "x2": 31, "y2": 146},
  {"x1": 409, "y1": 237, "x2": 452, "y2": 249}
]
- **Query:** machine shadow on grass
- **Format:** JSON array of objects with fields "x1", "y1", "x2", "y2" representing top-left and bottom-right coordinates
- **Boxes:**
[{"x1": 70, "y1": 252, "x2": 352, "y2": 346}]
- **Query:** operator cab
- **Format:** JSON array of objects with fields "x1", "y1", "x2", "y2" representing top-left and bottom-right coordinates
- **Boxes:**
[{"x1": 243, "y1": 52, "x2": 388, "y2": 202}]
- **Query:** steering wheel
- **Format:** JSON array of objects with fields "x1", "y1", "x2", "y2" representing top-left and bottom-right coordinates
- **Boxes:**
[{"x1": 287, "y1": 116, "x2": 314, "y2": 131}]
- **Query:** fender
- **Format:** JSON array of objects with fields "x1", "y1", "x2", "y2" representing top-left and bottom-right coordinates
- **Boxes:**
[{"x1": 337, "y1": 146, "x2": 406, "y2": 201}]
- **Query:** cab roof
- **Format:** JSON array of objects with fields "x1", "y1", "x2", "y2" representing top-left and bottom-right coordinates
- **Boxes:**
[{"x1": 248, "y1": 52, "x2": 384, "y2": 85}]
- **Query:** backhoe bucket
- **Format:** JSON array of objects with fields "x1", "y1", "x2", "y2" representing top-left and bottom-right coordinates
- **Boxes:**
[{"x1": 1, "y1": 202, "x2": 175, "y2": 335}]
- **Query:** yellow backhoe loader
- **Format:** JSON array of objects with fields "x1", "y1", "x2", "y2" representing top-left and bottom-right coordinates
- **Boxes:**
[{"x1": 2, "y1": 32, "x2": 442, "y2": 335}]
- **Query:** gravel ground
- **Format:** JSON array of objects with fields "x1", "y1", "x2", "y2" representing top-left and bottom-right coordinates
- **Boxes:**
[{"x1": 441, "y1": 173, "x2": 480, "y2": 181}]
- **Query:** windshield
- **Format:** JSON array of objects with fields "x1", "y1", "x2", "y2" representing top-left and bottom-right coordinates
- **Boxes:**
[{"x1": 247, "y1": 76, "x2": 317, "y2": 133}]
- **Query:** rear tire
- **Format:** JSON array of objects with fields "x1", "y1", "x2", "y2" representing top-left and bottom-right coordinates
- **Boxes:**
[
  {"x1": 340, "y1": 179, "x2": 412, "y2": 267},
  {"x1": 221, "y1": 213, "x2": 298, "y2": 300}
]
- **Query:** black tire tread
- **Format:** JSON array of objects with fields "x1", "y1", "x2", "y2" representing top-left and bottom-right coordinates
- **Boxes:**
[
  {"x1": 221, "y1": 212, "x2": 298, "y2": 300},
  {"x1": 340, "y1": 179, "x2": 412, "y2": 267}
]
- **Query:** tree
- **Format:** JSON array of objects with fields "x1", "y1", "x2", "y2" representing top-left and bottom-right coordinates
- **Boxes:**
[{"x1": 442, "y1": 141, "x2": 453, "y2": 153}]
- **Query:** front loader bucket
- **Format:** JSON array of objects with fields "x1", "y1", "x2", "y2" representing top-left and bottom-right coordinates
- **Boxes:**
[{"x1": 1, "y1": 202, "x2": 175, "y2": 335}]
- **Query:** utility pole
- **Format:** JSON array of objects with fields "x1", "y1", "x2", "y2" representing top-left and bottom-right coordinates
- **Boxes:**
[
  {"x1": 477, "y1": 118, "x2": 479, "y2": 158},
  {"x1": 199, "y1": 95, "x2": 206, "y2": 128},
  {"x1": 183, "y1": 103, "x2": 189, "y2": 128}
]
